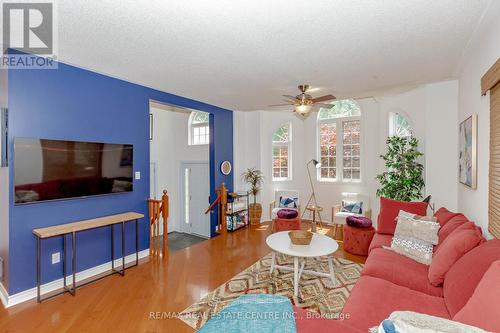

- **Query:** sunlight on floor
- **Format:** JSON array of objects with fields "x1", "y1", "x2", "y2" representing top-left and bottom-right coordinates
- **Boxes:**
[{"x1": 255, "y1": 225, "x2": 271, "y2": 231}]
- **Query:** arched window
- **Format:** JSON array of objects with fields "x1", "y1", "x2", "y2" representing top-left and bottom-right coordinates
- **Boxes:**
[
  {"x1": 317, "y1": 99, "x2": 361, "y2": 182},
  {"x1": 272, "y1": 123, "x2": 292, "y2": 181},
  {"x1": 388, "y1": 112, "x2": 412, "y2": 137},
  {"x1": 189, "y1": 111, "x2": 210, "y2": 145}
]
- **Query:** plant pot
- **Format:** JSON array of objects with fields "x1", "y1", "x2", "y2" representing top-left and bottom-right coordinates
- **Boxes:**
[{"x1": 249, "y1": 203, "x2": 262, "y2": 225}]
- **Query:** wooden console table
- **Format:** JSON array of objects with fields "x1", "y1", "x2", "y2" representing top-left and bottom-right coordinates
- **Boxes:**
[{"x1": 32, "y1": 212, "x2": 144, "y2": 303}]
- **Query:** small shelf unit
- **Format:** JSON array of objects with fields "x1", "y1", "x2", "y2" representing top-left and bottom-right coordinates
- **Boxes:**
[{"x1": 226, "y1": 191, "x2": 250, "y2": 231}]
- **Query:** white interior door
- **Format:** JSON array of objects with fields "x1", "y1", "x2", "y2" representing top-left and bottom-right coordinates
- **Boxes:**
[{"x1": 182, "y1": 162, "x2": 210, "y2": 237}]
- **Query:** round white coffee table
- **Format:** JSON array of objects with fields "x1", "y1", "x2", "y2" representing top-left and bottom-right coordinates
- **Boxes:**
[{"x1": 265, "y1": 231, "x2": 339, "y2": 297}]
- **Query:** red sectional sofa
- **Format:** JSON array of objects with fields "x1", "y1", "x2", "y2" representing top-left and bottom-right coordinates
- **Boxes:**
[{"x1": 295, "y1": 207, "x2": 500, "y2": 332}]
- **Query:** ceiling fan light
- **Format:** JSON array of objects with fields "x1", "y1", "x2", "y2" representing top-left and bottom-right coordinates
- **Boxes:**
[{"x1": 295, "y1": 104, "x2": 312, "y2": 114}]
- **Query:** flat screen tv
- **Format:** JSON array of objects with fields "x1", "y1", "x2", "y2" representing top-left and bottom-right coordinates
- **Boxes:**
[{"x1": 14, "y1": 138, "x2": 133, "y2": 204}]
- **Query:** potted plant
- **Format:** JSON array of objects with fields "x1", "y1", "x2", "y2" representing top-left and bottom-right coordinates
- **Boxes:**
[
  {"x1": 376, "y1": 136, "x2": 425, "y2": 201},
  {"x1": 242, "y1": 168, "x2": 264, "y2": 225}
]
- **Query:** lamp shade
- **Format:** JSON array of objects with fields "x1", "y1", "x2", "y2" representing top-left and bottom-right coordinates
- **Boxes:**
[
  {"x1": 310, "y1": 159, "x2": 322, "y2": 168},
  {"x1": 295, "y1": 104, "x2": 312, "y2": 115}
]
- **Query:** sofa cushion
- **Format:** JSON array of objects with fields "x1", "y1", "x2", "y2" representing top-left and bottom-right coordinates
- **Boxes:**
[
  {"x1": 433, "y1": 207, "x2": 461, "y2": 226},
  {"x1": 428, "y1": 222, "x2": 484, "y2": 287},
  {"x1": 436, "y1": 214, "x2": 470, "y2": 250},
  {"x1": 453, "y1": 260, "x2": 500, "y2": 332},
  {"x1": 341, "y1": 276, "x2": 450, "y2": 331},
  {"x1": 294, "y1": 307, "x2": 365, "y2": 333},
  {"x1": 368, "y1": 233, "x2": 393, "y2": 253},
  {"x1": 362, "y1": 248, "x2": 443, "y2": 297},
  {"x1": 444, "y1": 239, "x2": 500, "y2": 317},
  {"x1": 377, "y1": 197, "x2": 428, "y2": 235}
]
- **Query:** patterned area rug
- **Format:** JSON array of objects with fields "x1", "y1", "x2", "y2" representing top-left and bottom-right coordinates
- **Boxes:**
[{"x1": 178, "y1": 252, "x2": 363, "y2": 329}]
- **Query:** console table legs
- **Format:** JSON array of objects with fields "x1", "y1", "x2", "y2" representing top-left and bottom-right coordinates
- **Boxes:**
[
  {"x1": 121, "y1": 222, "x2": 125, "y2": 276},
  {"x1": 36, "y1": 236, "x2": 40, "y2": 303},
  {"x1": 111, "y1": 223, "x2": 125, "y2": 276},
  {"x1": 36, "y1": 219, "x2": 140, "y2": 303},
  {"x1": 62, "y1": 233, "x2": 76, "y2": 296},
  {"x1": 72, "y1": 232, "x2": 76, "y2": 294}
]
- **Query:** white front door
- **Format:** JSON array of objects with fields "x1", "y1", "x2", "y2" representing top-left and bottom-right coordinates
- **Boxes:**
[{"x1": 181, "y1": 162, "x2": 210, "y2": 238}]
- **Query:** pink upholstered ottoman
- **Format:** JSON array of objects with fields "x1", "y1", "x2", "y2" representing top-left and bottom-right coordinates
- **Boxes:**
[
  {"x1": 275, "y1": 217, "x2": 301, "y2": 232},
  {"x1": 343, "y1": 225, "x2": 376, "y2": 256}
]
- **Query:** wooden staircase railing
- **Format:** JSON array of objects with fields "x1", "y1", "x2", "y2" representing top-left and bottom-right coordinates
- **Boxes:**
[
  {"x1": 205, "y1": 183, "x2": 228, "y2": 234},
  {"x1": 148, "y1": 190, "x2": 169, "y2": 257}
]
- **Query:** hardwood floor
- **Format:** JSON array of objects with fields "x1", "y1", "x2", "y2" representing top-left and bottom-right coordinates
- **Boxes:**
[{"x1": 0, "y1": 221, "x2": 365, "y2": 333}]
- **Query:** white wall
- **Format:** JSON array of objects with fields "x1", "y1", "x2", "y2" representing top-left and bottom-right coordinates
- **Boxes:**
[
  {"x1": 425, "y1": 81, "x2": 459, "y2": 211},
  {"x1": 234, "y1": 81, "x2": 459, "y2": 225},
  {"x1": 150, "y1": 106, "x2": 209, "y2": 233},
  {"x1": 457, "y1": 1, "x2": 500, "y2": 237}
]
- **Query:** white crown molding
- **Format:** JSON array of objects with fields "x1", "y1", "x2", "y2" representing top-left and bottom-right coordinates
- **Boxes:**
[{"x1": 1, "y1": 250, "x2": 149, "y2": 308}]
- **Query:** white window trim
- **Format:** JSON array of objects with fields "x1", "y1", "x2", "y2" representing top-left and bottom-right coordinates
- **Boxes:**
[
  {"x1": 317, "y1": 115, "x2": 362, "y2": 184},
  {"x1": 272, "y1": 123, "x2": 292, "y2": 182},
  {"x1": 188, "y1": 112, "x2": 209, "y2": 146}
]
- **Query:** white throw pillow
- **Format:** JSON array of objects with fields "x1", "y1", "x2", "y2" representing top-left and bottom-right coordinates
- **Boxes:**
[
  {"x1": 386, "y1": 210, "x2": 440, "y2": 265},
  {"x1": 370, "y1": 311, "x2": 489, "y2": 333}
]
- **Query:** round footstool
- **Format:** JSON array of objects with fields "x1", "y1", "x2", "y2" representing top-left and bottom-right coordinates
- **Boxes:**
[
  {"x1": 343, "y1": 224, "x2": 375, "y2": 256},
  {"x1": 274, "y1": 217, "x2": 301, "y2": 232}
]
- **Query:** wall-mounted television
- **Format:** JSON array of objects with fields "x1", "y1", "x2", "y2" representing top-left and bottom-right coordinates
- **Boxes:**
[{"x1": 14, "y1": 138, "x2": 133, "y2": 204}]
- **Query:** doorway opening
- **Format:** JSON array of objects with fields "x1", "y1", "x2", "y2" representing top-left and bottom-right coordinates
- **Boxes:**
[{"x1": 149, "y1": 101, "x2": 210, "y2": 251}]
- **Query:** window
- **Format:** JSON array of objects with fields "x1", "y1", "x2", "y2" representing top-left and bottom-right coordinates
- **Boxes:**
[
  {"x1": 317, "y1": 99, "x2": 361, "y2": 182},
  {"x1": 272, "y1": 123, "x2": 291, "y2": 181},
  {"x1": 389, "y1": 112, "x2": 412, "y2": 137},
  {"x1": 189, "y1": 111, "x2": 209, "y2": 145}
]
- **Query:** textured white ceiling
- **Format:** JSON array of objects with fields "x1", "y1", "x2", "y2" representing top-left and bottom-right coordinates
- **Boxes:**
[{"x1": 57, "y1": 0, "x2": 490, "y2": 110}]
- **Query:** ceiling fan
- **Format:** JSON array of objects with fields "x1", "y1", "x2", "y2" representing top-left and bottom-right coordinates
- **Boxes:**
[{"x1": 269, "y1": 84, "x2": 336, "y2": 118}]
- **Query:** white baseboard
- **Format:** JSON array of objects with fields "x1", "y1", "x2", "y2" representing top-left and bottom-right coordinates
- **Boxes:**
[
  {"x1": 1, "y1": 249, "x2": 149, "y2": 308},
  {"x1": 0, "y1": 281, "x2": 8, "y2": 308}
]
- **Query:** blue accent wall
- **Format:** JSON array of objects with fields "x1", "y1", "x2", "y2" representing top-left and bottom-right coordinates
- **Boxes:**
[{"x1": 7, "y1": 60, "x2": 233, "y2": 294}]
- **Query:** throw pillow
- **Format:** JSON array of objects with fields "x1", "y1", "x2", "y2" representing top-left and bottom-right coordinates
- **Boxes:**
[
  {"x1": 276, "y1": 208, "x2": 298, "y2": 219},
  {"x1": 433, "y1": 207, "x2": 461, "y2": 227},
  {"x1": 279, "y1": 196, "x2": 298, "y2": 209},
  {"x1": 435, "y1": 214, "x2": 469, "y2": 251},
  {"x1": 346, "y1": 215, "x2": 372, "y2": 228},
  {"x1": 388, "y1": 235, "x2": 434, "y2": 265},
  {"x1": 428, "y1": 222, "x2": 484, "y2": 287},
  {"x1": 341, "y1": 200, "x2": 363, "y2": 214},
  {"x1": 369, "y1": 311, "x2": 488, "y2": 333},
  {"x1": 395, "y1": 210, "x2": 440, "y2": 245},
  {"x1": 453, "y1": 260, "x2": 500, "y2": 332},
  {"x1": 386, "y1": 211, "x2": 440, "y2": 265},
  {"x1": 377, "y1": 197, "x2": 428, "y2": 235}
]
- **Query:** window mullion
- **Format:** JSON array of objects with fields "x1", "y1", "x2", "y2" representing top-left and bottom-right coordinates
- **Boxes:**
[{"x1": 337, "y1": 119, "x2": 343, "y2": 182}]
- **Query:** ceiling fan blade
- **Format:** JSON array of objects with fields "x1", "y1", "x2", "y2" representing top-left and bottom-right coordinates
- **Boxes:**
[
  {"x1": 312, "y1": 94, "x2": 336, "y2": 103},
  {"x1": 268, "y1": 103, "x2": 293, "y2": 107},
  {"x1": 283, "y1": 94, "x2": 299, "y2": 101},
  {"x1": 314, "y1": 103, "x2": 335, "y2": 108}
]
